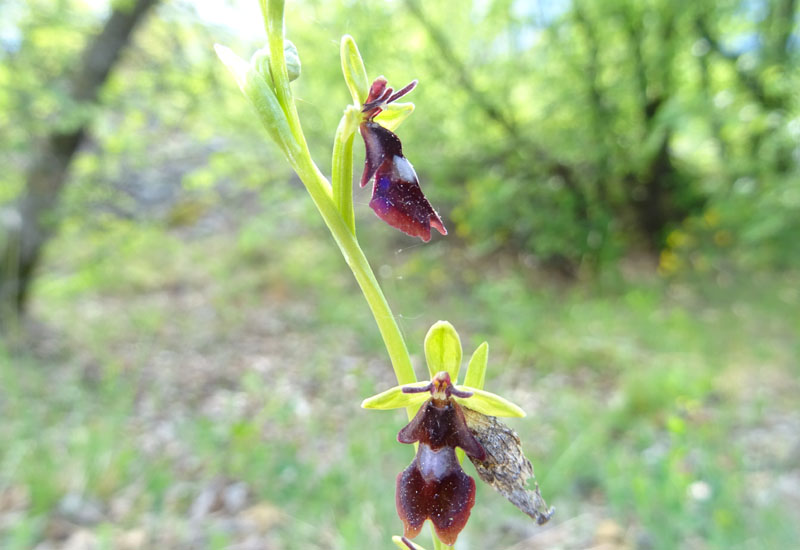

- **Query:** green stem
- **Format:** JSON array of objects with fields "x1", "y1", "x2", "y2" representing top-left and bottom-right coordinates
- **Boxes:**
[
  {"x1": 259, "y1": 0, "x2": 442, "y2": 544},
  {"x1": 261, "y1": 0, "x2": 311, "y2": 158},
  {"x1": 293, "y1": 154, "x2": 416, "y2": 390}
]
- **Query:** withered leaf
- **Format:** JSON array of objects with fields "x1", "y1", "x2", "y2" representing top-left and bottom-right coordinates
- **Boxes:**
[{"x1": 462, "y1": 407, "x2": 554, "y2": 525}]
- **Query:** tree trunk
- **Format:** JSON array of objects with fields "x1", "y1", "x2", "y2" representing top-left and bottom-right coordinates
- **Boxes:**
[{"x1": 0, "y1": 0, "x2": 158, "y2": 328}]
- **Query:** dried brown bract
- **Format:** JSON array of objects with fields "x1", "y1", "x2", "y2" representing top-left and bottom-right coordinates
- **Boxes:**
[{"x1": 463, "y1": 407, "x2": 555, "y2": 525}]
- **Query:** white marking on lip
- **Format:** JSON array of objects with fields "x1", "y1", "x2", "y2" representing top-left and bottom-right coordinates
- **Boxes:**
[{"x1": 393, "y1": 155, "x2": 417, "y2": 183}]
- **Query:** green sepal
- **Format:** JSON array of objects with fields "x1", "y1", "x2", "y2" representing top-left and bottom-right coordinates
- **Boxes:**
[
  {"x1": 341, "y1": 35, "x2": 369, "y2": 105},
  {"x1": 374, "y1": 102, "x2": 415, "y2": 132},
  {"x1": 455, "y1": 387, "x2": 525, "y2": 417},
  {"x1": 361, "y1": 382, "x2": 430, "y2": 410},
  {"x1": 424, "y1": 321, "x2": 462, "y2": 381},
  {"x1": 392, "y1": 536, "x2": 427, "y2": 549},
  {"x1": 463, "y1": 341, "x2": 488, "y2": 389}
]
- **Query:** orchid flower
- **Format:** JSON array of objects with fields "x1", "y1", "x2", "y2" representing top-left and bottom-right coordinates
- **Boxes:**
[
  {"x1": 359, "y1": 78, "x2": 447, "y2": 242},
  {"x1": 364, "y1": 322, "x2": 551, "y2": 546}
]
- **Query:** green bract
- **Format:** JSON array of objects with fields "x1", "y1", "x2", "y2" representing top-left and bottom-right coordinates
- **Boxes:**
[
  {"x1": 214, "y1": 44, "x2": 298, "y2": 159},
  {"x1": 331, "y1": 105, "x2": 361, "y2": 235},
  {"x1": 214, "y1": 44, "x2": 249, "y2": 92}
]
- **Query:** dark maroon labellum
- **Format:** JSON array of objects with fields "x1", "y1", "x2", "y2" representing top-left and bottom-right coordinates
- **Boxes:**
[
  {"x1": 359, "y1": 78, "x2": 447, "y2": 242},
  {"x1": 395, "y1": 372, "x2": 485, "y2": 545}
]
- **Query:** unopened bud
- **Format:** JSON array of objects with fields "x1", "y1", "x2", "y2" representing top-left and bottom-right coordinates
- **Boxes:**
[{"x1": 250, "y1": 40, "x2": 301, "y2": 86}]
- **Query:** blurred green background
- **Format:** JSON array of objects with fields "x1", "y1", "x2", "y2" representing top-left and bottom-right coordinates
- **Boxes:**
[{"x1": 1, "y1": 0, "x2": 799, "y2": 548}]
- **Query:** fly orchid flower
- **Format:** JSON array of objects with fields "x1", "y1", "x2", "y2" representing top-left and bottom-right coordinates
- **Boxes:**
[
  {"x1": 396, "y1": 371, "x2": 484, "y2": 544},
  {"x1": 364, "y1": 322, "x2": 552, "y2": 546},
  {"x1": 359, "y1": 77, "x2": 447, "y2": 242}
]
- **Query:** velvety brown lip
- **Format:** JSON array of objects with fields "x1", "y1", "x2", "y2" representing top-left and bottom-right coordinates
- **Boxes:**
[{"x1": 395, "y1": 372, "x2": 485, "y2": 545}]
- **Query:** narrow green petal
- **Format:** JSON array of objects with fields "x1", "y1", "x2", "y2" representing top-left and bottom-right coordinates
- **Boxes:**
[
  {"x1": 424, "y1": 321, "x2": 462, "y2": 381},
  {"x1": 341, "y1": 35, "x2": 369, "y2": 105},
  {"x1": 361, "y1": 383, "x2": 430, "y2": 410},
  {"x1": 463, "y1": 341, "x2": 489, "y2": 389},
  {"x1": 374, "y1": 102, "x2": 415, "y2": 132},
  {"x1": 454, "y1": 387, "x2": 526, "y2": 417},
  {"x1": 392, "y1": 536, "x2": 427, "y2": 549}
]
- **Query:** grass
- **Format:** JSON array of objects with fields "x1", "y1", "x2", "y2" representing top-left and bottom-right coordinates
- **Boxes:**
[{"x1": 1, "y1": 208, "x2": 799, "y2": 549}]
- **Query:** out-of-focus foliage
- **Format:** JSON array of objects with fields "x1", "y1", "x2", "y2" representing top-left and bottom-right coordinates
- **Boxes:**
[
  {"x1": 2, "y1": 207, "x2": 799, "y2": 549},
  {"x1": 4, "y1": 0, "x2": 797, "y2": 276},
  {"x1": 280, "y1": 0, "x2": 799, "y2": 273},
  {"x1": 1, "y1": 0, "x2": 292, "y2": 246}
]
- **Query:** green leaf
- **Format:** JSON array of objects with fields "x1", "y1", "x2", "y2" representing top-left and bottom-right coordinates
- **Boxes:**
[
  {"x1": 341, "y1": 35, "x2": 369, "y2": 105},
  {"x1": 374, "y1": 102, "x2": 415, "y2": 132},
  {"x1": 361, "y1": 383, "x2": 430, "y2": 410},
  {"x1": 424, "y1": 321, "x2": 462, "y2": 381},
  {"x1": 463, "y1": 341, "x2": 488, "y2": 389},
  {"x1": 392, "y1": 536, "x2": 427, "y2": 549},
  {"x1": 455, "y1": 387, "x2": 525, "y2": 417}
]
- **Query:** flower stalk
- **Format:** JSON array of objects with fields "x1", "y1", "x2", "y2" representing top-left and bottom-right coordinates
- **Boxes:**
[
  {"x1": 228, "y1": 0, "x2": 418, "y2": 397},
  {"x1": 217, "y1": 2, "x2": 551, "y2": 546}
]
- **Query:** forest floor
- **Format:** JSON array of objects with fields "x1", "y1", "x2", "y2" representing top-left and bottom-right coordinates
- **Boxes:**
[{"x1": 1, "y1": 214, "x2": 799, "y2": 550}]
